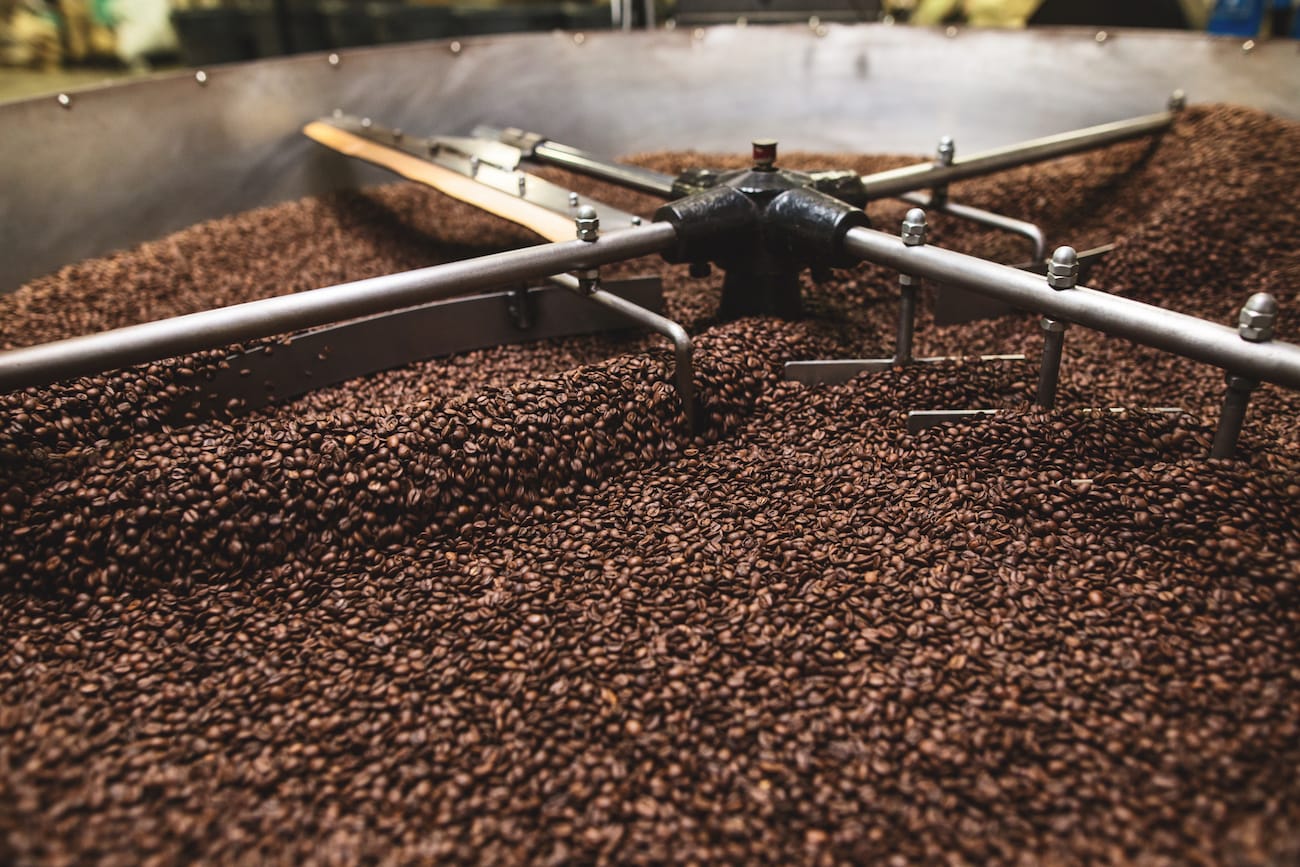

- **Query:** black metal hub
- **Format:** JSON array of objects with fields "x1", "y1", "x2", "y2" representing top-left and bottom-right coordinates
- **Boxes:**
[{"x1": 655, "y1": 143, "x2": 870, "y2": 319}]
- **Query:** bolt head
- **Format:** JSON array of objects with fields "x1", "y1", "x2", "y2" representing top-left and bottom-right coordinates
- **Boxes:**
[
  {"x1": 1047, "y1": 246, "x2": 1079, "y2": 289},
  {"x1": 1238, "y1": 292, "x2": 1278, "y2": 342},
  {"x1": 901, "y1": 208, "x2": 928, "y2": 246},
  {"x1": 752, "y1": 139, "x2": 777, "y2": 169},
  {"x1": 1168, "y1": 89, "x2": 1186, "y2": 112},
  {"x1": 935, "y1": 136, "x2": 955, "y2": 166},
  {"x1": 575, "y1": 205, "x2": 600, "y2": 241}
]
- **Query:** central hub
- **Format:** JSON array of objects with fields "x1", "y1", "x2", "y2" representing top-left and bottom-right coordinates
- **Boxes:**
[{"x1": 654, "y1": 140, "x2": 870, "y2": 319}]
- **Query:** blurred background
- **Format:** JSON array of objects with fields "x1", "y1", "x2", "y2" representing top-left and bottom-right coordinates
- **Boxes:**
[{"x1": 0, "y1": 0, "x2": 1295, "y2": 101}]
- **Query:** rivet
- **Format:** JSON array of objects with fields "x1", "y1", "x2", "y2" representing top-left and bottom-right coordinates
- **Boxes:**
[
  {"x1": 56, "y1": 93, "x2": 71, "y2": 109},
  {"x1": 573, "y1": 32, "x2": 586, "y2": 45},
  {"x1": 194, "y1": 70, "x2": 208, "y2": 85},
  {"x1": 945, "y1": 25, "x2": 958, "y2": 37},
  {"x1": 1242, "y1": 39, "x2": 1256, "y2": 53},
  {"x1": 450, "y1": 40, "x2": 462, "y2": 54},
  {"x1": 1095, "y1": 30, "x2": 1108, "y2": 44},
  {"x1": 328, "y1": 53, "x2": 340, "y2": 67}
]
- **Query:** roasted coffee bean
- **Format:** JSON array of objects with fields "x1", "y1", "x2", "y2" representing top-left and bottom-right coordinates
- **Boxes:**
[{"x1": 0, "y1": 105, "x2": 1299, "y2": 865}]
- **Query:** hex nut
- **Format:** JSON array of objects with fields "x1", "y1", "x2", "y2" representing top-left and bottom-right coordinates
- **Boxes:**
[{"x1": 1238, "y1": 292, "x2": 1279, "y2": 342}]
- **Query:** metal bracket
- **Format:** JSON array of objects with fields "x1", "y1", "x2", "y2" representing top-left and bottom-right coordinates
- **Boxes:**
[
  {"x1": 784, "y1": 354, "x2": 1026, "y2": 386},
  {"x1": 166, "y1": 276, "x2": 664, "y2": 422},
  {"x1": 326, "y1": 115, "x2": 645, "y2": 232},
  {"x1": 907, "y1": 405, "x2": 1183, "y2": 435},
  {"x1": 506, "y1": 286, "x2": 535, "y2": 330}
]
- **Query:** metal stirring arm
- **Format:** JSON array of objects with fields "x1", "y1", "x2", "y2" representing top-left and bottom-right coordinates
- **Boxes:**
[
  {"x1": 549, "y1": 273, "x2": 697, "y2": 432},
  {"x1": 836, "y1": 224, "x2": 1300, "y2": 391},
  {"x1": 0, "y1": 224, "x2": 680, "y2": 394},
  {"x1": 898, "y1": 191, "x2": 1046, "y2": 263}
]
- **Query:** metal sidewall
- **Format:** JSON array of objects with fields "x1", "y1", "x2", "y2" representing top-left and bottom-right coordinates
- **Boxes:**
[{"x1": 2, "y1": 24, "x2": 1297, "y2": 292}]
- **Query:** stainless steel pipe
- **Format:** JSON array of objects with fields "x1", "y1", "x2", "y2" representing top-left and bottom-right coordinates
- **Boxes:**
[
  {"x1": 841, "y1": 226, "x2": 1300, "y2": 391},
  {"x1": 551, "y1": 273, "x2": 697, "y2": 431},
  {"x1": 899, "y1": 192, "x2": 1047, "y2": 263},
  {"x1": 0, "y1": 223, "x2": 679, "y2": 393},
  {"x1": 858, "y1": 111, "x2": 1176, "y2": 200},
  {"x1": 534, "y1": 141, "x2": 677, "y2": 197}
]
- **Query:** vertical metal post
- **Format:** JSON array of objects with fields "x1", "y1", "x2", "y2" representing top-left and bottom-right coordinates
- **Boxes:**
[
  {"x1": 1210, "y1": 375, "x2": 1258, "y2": 458},
  {"x1": 1211, "y1": 292, "x2": 1278, "y2": 457},
  {"x1": 895, "y1": 208, "x2": 928, "y2": 365},
  {"x1": 574, "y1": 205, "x2": 601, "y2": 293},
  {"x1": 1036, "y1": 246, "x2": 1078, "y2": 409}
]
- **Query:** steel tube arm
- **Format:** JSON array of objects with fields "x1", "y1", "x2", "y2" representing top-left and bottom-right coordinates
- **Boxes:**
[
  {"x1": 841, "y1": 226, "x2": 1300, "y2": 391},
  {"x1": 550, "y1": 273, "x2": 696, "y2": 431},
  {"x1": 899, "y1": 192, "x2": 1047, "y2": 262},
  {"x1": 0, "y1": 223, "x2": 679, "y2": 393},
  {"x1": 473, "y1": 125, "x2": 677, "y2": 197},
  {"x1": 531, "y1": 142, "x2": 677, "y2": 197},
  {"x1": 859, "y1": 111, "x2": 1175, "y2": 200}
]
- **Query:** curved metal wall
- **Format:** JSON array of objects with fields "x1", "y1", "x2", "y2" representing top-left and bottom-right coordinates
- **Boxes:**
[{"x1": 1, "y1": 23, "x2": 1297, "y2": 292}]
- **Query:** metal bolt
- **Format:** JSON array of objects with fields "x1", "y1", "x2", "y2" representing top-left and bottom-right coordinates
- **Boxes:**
[
  {"x1": 893, "y1": 209, "x2": 927, "y2": 365},
  {"x1": 577, "y1": 268, "x2": 600, "y2": 294},
  {"x1": 517, "y1": 175, "x2": 527, "y2": 196},
  {"x1": 573, "y1": 32, "x2": 586, "y2": 45},
  {"x1": 1095, "y1": 30, "x2": 1108, "y2": 44},
  {"x1": 935, "y1": 136, "x2": 955, "y2": 167},
  {"x1": 449, "y1": 40, "x2": 462, "y2": 54},
  {"x1": 752, "y1": 139, "x2": 777, "y2": 170},
  {"x1": 1242, "y1": 39, "x2": 1256, "y2": 54},
  {"x1": 195, "y1": 70, "x2": 208, "y2": 85},
  {"x1": 1168, "y1": 90, "x2": 1186, "y2": 112},
  {"x1": 1238, "y1": 292, "x2": 1278, "y2": 343},
  {"x1": 568, "y1": 192, "x2": 580, "y2": 208},
  {"x1": 631, "y1": 216, "x2": 643, "y2": 226},
  {"x1": 468, "y1": 156, "x2": 480, "y2": 177},
  {"x1": 575, "y1": 205, "x2": 599, "y2": 242},
  {"x1": 360, "y1": 117, "x2": 372, "y2": 129},
  {"x1": 328, "y1": 53, "x2": 340, "y2": 67},
  {"x1": 945, "y1": 25, "x2": 958, "y2": 37},
  {"x1": 901, "y1": 208, "x2": 928, "y2": 247},
  {"x1": 56, "y1": 93, "x2": 71, "y2": 109},
  {"x1": 1046, "y1": 246, "x2": 1079, "y2": 290}
]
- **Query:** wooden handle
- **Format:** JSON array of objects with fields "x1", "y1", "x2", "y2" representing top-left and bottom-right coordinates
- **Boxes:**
[{"x1": 304, "y1": 121, "x2": 577, "y2": 243}]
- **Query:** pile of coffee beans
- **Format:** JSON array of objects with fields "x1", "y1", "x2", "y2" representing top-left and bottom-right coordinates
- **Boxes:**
[{"x1": 1, "y1": 105, "x2": 1298, "y2": 864}]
